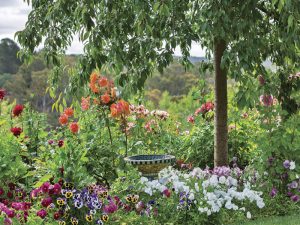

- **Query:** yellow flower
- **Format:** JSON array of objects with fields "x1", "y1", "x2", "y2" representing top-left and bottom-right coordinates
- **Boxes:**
[
  {"x1": 101, "y1": 214, "x2": 109, "y2": 222},
  {"x1": 86, "y1": 214, "x2": 93, "y2": 222}
]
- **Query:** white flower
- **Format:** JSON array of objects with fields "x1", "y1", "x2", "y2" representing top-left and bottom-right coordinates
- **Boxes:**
[
  {"x1": 219, "y1": 176, "x2": 226, "y2": 184},
  {"x1": 189, "y1": 193, "x2": 195, "y2": 200},
  {"x1": 144, "y1": 187, "x2": 152, "y2": 196},
  {"x1": 225, "y1": 201, "x2": 232, "y2": 209},
  {"x1": 209, "y1": 175, "x2": 219, "y2": 186},
  {"x1": 257, "y1": 200, "x2": 265, "y2": 209},
  {"x1": 290, "y1": 161, "x2": 296, "y2": 170},
  {"x1": 141, "y1": 177, "x2": 148, "y2": 183},
  {"x1": 207, "y1": 209, "x2": 212, "y2": 216},
  {"x1": 246, "y1": 211, "x2": 252, "y2": 219},
  {"x1": 195, "y1": 183, "x2": 200, "y2": 192}
]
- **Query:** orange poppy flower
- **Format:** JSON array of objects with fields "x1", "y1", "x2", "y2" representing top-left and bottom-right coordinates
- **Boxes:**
[
  {"x1": 101, "y1": 94, "x2": 111, "y2": 104},
  {"x1": 110, "y1": 104, "x2": 118, "y2": 118},
  {"x1": 98, "y1": 77, "x2": 108, "y2": 87},
  {"x1": 110, "y1": 100, "x2": 130, "y2": 118},
  {"x1": 89, "y1": 72, "x2": 100, "y2": 93},
  {"x1": 64, "y1": 107, "x2": 74, "y2": 117},
  {"x1": 119, "y1": 99, "x2": 130, "y2": 115}
]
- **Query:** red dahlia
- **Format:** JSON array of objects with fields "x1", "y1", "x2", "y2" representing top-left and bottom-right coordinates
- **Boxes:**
[
  {"x1": 12, "y1": 104, "x2": 24, "y2": 117},
  {"x1": 0, "y1": 88, "x2": 6, "y2": 100},
  {"x1": 69, "y1": 122, "x2": 79, "y2": 133},
  {"x1": 10, "y1": 127, "x2": 22, "y2": 137}
]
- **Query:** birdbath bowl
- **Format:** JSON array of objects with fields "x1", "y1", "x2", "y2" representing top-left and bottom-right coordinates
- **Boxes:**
[{"x1": 124, "y1": 154, "x2": 176, "y2": 179}]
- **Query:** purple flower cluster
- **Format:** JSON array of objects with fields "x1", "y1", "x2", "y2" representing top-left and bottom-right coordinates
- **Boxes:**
[
  {"x1": 211, "y1": 166, "x2": 232, "y2": 177},
  {"x1": 177, "y1": 192, "x2": 192, "y2": 210}
]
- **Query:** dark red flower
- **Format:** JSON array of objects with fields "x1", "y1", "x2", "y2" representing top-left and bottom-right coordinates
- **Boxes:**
[
  {"x1": 162, "y1": 189, "x2": 171, "y2": 198},
  {"x1": 0, "y1": 187, "x2": 4, "y2": 195},
  {"x1": 41, "y1": 197, "x2": 52, "y2": 207},
  {"x1": 12, "y1": 104, "x2": 24, "y2": 117},
  {"x1": 58, "y1": 140, "x2": 64, "y2": 147},
  {"x1": 10, "y1": 127, "x2": 22, "y2": 137},
  {"x1": 2, "y1": 199, "x2": 9, "y2": 205},
  {"x1": 6, "y1": 210, "x2": 15, "y2": 218},
  {"x1": 23, "y1": 202, "x2": 31, "y2": 210},
  {"x1": 7, "y1": 191, "x2": 13, "y2": 198},
  {"x1": 53, "y1": 211, "x2": 60, "y2": 220},
  {"x1": 8, "y1": 183, "x2": 15, "y2": 191},
  {"x1": 0, "y1": 88, "x2": 6, "y2": 100}
]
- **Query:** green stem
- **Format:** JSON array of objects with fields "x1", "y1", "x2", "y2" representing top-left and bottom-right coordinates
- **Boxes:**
[
  {"x1": 125, "y1": 128, "x2": 128, "y2": 157},
  {"x1": 103, "y1": 110, "x2": 114, "y2": 166}
]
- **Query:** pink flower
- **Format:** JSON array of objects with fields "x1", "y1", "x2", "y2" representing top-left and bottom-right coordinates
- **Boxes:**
[
  {"x1": 41, "y1": 197, "x2": 52, "y2": 207},
  {"x1": 53, "y1": 183, "x2": 61, "y2": 195},
  {"x1": 81, "y1": 97, "x2": 90, "y2": 111},
  {"x1": 41, "y1": 182, "x2": 50, "y2": 193},
  {"x1": 4, "y1": 218, "x2": 12, "y2": 225},
  {"x1": 291, "y1": 195, "x2": 299, "y2": 202},
  {"x1": 37, "y1": 209, "x2": 47, "y2": 219},
  {"x1": 196, "y1": 102, "x2": 214, "y2": 115},
  {"x1": 31, "y1": 188, "x2": 41, "y2": 199},
  {"x1": 103, "y1": 201, "x2": 118, "y2": 214},
  {"x1": 6, "y1": 210, "x2": 15, "y2": 218},
  {"x1": 162, "y1": 189, "x2": 171, "y2": 198},
  {"x1": 269, "y1": 187, "x2": 277, "y2": 198},
  {"x1": 259, "y1": 95, "x2": 274, "y2": 107},
  {"x1": 187, "y1": 115, "x2": 195, "y2": 124}
]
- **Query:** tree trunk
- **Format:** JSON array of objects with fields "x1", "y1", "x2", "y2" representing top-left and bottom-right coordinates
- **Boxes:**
[{"x1": 214, "y1": 39, "x2": 228, "y2": 167}]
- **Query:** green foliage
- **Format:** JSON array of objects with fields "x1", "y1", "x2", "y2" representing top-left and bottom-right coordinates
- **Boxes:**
[
  {"x1": 0, "y1": 101, "x2": 28, "y2": 183},
  {"x1": 181, "y1": 122, "x2": 214, "y2": 168},
  {"x1": 0, "y1": 38, "x2": 21, "y2": 74},
  {"x1": 0, "y1": 131, "x2": 28, "y2": 182},
  {"x1": 16, "y1": 0, "x2": 300, "y2": 94}
]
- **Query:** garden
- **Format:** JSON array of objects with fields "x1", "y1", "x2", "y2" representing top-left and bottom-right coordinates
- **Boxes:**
[{"x1": 0, "y1": 0, "x2": 300, "y2": 224}]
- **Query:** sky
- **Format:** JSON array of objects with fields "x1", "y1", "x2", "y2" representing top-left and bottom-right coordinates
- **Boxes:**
[{"x1": 0, "y1": 0, "x2": 205, "y2": 56}]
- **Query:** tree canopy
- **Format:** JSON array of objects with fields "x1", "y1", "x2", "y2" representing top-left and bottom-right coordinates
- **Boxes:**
[
  {"x1": 17, "y1": 1, "x2": 300, "y2": 87},
  {"x1": 0, "y1": 38, "x2": 22, "y2": 74}
]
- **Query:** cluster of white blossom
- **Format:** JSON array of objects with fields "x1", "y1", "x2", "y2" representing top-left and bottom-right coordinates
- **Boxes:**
[
  {"x1": 139, "y1": 166, "x2": 265, "y2": 219},
  {"x1": 150, "y1": 110, "x2": 169, "y2": 120}
]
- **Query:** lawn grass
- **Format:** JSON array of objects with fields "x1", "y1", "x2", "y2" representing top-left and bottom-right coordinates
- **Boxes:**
[{"x1": 234, "y1": 214, "x2": 300, "y2": 225}]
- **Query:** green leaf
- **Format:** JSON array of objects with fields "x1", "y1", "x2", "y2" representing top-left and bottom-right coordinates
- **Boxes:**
[{"x1": 34, "y1": 174, "x2": 52, "y2": 188}]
